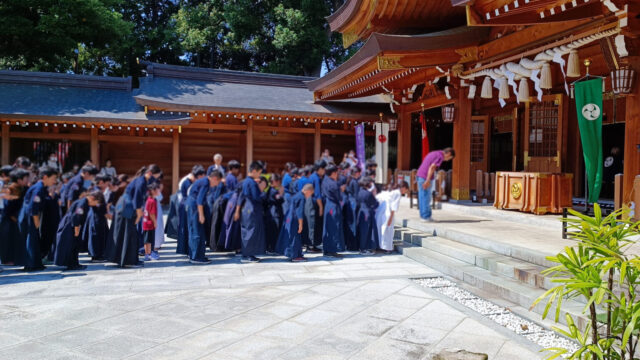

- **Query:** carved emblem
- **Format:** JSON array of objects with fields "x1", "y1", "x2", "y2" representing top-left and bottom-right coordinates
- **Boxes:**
[
  {"x1": 377, "y1": 56, "x2": 403, "y2": 70},
  {"x1": 455, "y1": 46, "x2": 478, "y2": 63},
  {"x1": 510, "y1": 182, "x2": 523, "y2": 200}
]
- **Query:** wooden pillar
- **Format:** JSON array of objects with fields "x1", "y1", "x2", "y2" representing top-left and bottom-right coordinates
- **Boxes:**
[
  {"x1": 314, "y1": 121, "x2": 321, "y2": 161},
  {"x1": 246, "y1": 118, "x2": 254, "y2": 167},
  {"x1": 396, "y1": 110, "x2": 412, "y2": 170},
  {"x1": 623, "y1": 86, "x2": 640, "y2": 205},
  {"x1": 172, "y1": 130, "x2": 180, "y2": 193},
  {"x1": 2, "y1": 124, "x2": 9, "y2": 165},
  {"x1": 451, "y1": 89, "x2": 472, "y2": 201},
  {"x1": 90, "y1": 128, "x2": 99, "y2": 165}
]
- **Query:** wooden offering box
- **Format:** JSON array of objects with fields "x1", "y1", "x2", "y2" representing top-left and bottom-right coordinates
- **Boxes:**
[{"x1": 494, "y1": 172, "x2": 573, "y2": 215}]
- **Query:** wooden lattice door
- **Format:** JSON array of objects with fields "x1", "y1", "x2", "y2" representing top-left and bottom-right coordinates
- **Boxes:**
[
  {"x1": 524, "y1": 94, "x2": 565, "y2": 173},
  {"x1": 470, "y1": 115, "x2": 489, "y2": 190}
]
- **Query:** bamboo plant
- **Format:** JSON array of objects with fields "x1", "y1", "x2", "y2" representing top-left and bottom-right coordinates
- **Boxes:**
[{"x1": 532, "y1": 204, "x2": 640, "y2": 360}]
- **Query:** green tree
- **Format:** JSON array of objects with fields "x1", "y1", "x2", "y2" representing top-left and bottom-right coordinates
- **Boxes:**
[
  {"x1": 119, "y1": 0, "x2": 184, "y2": 77},
  {"x1": 0, "y1": 0, "x2": 131, "y2": 74}
]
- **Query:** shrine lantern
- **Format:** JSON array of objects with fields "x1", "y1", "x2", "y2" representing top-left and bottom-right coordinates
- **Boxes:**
[
  {"x1": 388, "y1": 117, "x2": 397, "y2": 132},
  {"x1": 442, "y1": 104, "x2": 455, "y2": 123},
  {"x1": 611, "y1": 67, "x2": 636, "y2": 95}
]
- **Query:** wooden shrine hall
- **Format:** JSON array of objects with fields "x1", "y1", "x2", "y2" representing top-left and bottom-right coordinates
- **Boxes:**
[
  {"x1": 311, "y1": 0, "x2": 640, "y2": 214},
  {"x1": 0, "y1": 64, "x2": 386, "y2": 197}
]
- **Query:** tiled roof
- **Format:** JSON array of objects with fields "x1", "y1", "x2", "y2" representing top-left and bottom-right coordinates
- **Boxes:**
[
  {"x1": 136, "y1": 62, "x2": 386, "y2": 119},
  {"x1": 0, "y1": 70, "x2": 188, "y2": 125}
]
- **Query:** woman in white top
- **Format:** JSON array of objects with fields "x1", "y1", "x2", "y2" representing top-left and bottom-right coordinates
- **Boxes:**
[
  {"x1": 375, "y1": 181, "x2": 410, "y2": 253},
  {"x1": 100, "y1": 159, "x2": 117, "y2": 178}
]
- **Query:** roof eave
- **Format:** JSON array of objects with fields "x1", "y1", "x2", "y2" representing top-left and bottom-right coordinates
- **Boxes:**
[
  {"x1": 134, "y1": 97, "x2": 382, "y2": 121},
  {"x1": 0, "y1": 113, "x2": 190, "y2": 126}
]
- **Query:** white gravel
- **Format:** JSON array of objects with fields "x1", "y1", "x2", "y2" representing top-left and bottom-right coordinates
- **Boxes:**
[
  {"x1": 459, "y1": 298, "x2": 508, "y2": 315},
  {"x1": 414, "y1": 277, "x2": 579, "y2": 358},
  {"x1": 488, "y1": 312, "x2": 544, "y2": 334}
]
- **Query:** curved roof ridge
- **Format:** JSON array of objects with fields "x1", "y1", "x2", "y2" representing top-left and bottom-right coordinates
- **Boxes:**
[
  {"x1": 0, "y1": 70, "x2": 132, "y2": 91},
  {"x1": 141, "y1": 62, "x2": 317, "y2": 89}
]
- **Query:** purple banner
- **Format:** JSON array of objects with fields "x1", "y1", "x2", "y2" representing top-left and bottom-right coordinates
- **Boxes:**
[{"x1": 355, "y1": 124, "x2": 365, "y2": 172}]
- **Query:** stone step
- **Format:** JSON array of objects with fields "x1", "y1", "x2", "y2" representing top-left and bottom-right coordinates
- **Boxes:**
[
  {"x1": 406, "y1": 232, "x2": 553, "y2": 291},
  {"x1": 398, "y1": 244, "x2": 590, "y2": 330},
  {"x1": 402, "y1": 218, "x2": 556, "y2": 268}
]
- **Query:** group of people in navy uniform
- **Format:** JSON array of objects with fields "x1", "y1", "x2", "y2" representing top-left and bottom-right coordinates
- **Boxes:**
[
  {"x1": 166, "y1": 154, "x2": 409, "y2": 264},
  {"x1": 0, "y1": 151, "x2": 410, "y2": 272},
  {"x1": 0, "y1": 156, "x2": 134, "y2": 271}
]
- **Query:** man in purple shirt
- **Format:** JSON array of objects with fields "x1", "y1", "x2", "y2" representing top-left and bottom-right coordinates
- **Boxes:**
[{"x1": 416, "y1": 148, "x2": 455, "y2": 221}]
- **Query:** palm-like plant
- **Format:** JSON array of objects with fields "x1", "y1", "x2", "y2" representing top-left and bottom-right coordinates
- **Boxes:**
[{"x1": 532, "y1": 204, "x2": 640, "y2": 359}]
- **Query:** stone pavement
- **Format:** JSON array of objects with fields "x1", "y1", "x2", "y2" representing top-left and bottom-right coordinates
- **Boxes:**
[{"x1": 0, "y1": 236, "x2": 542, "y2": 359}]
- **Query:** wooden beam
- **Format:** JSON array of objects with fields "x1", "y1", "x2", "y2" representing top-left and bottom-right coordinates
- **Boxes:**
[
  {"x1": 172, "y1": 131, "x2": 179, "y2": 193},
  {"x1": 246, "y1": 118, "x2": 254, "y2": 167},
  {"x1": 451, "y1": 87, "x2": 472, "y2": 201},
  {"x1": 97, "y1": 135, "x2": 173, "y2": 143},
  {"x1": 399, "y1": 95, "x2": 455, "y2": 114},
  {"x1": 314, "y1": 121, "x2": 321, "y2": 161},
  {"x1": 10, "y1": 132, "x2": 90, "y2": 141},
  {"x1": 185, "y1": 123, "x2": 248, "y2": 131},
  {"x1": 320, "y1": 128, "x2": 374, "y2": 136},
  {"x1": 2, "y1": 124, "x2": 9, "y2": 164},
  {"x1": 396, "y1": 110, "x2": 412, "y2": 170},
  {"x1": 473, "y1": 18, "x2": 593, "y2": 64},
  {"x1": 465, "y1": 19, "x2": 619, "y2": 75},
  {"x1": 254, "y1": 126, "x2": 315, "y2": 134},
  {"x1": 90, "y1": 128, "x2": 99, "y2": 165}
]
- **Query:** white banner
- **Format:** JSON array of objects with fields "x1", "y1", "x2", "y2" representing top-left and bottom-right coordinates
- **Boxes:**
[{"x1": 375, "y1": 122, "x2": 389, "y2": 184}]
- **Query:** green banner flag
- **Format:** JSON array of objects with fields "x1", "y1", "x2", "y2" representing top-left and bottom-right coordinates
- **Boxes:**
[{"x1": 575, "y1": 78, "x2": 603, "y2": 203}]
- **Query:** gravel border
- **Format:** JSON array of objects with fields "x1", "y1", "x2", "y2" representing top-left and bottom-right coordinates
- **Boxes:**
[{"x1": 414, "y1": 277, "x2": 580, "y2": 358}]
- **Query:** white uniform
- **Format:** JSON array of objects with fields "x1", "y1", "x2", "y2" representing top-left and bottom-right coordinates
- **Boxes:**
[{"x1": 375, "y1": 190, "x2": 402, "y2": 251}]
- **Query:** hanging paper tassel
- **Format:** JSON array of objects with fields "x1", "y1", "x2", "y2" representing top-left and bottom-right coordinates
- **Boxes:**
[
  {"x1": 566, "y1": 50, "x2": 580, "y2": 77},
  {"x1": 481, "y1": 76, "x2": 493, "y2": 99},
  {"x1": 517, "y1": 78, "x2": 530, "y2": 102},
  {"x1": 540, "y1": 63, "x2": 552, "y2": 89},
  {"x1": 498, "y1": 78, "x2": 510, "y2": 99},
  {"x1": 467, "y1": 84, "x2": 477, "y2": 99}
]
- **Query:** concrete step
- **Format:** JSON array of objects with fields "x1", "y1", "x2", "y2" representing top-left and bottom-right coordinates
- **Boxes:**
[
  {"x1": 405, "y1": 232, "x2": 553, "y2": 291},
  {"x1": 402, "y1": 218, "x2": 556, "y2": 268},
  {"x1": 398, "y1": 244, "x2": 591, "y2": 330}
]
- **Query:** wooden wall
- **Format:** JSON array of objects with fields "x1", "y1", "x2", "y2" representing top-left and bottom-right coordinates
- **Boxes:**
[
  {"x1": 100, "y1": 141, "x2": 172, "y2": 201},
  {"x1": 178, "y1": 128, "x2": 244, "y2": 176},
  {"x1": 254, "y1": 131, "x2": 313, "y2": 173}
]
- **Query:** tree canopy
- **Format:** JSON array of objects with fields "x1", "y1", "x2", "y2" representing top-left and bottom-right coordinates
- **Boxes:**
[{"x1": 0, "y1": 0, "x2": 360, "y2": 78}]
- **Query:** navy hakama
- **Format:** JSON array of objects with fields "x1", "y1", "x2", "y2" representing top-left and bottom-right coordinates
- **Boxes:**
[
  {"x1": 19, "y1": 181, "x2": 48, "y2": 270},
  {"x1": 209, "y1": 195, "x2": 228, "y2": 251},
  {"x1": 110, "y1": 176, "x2": 148, "y2": 267},
  {"x1": 263, "y1": 187, "x2": 284, "y2": 253},
  {"x1": 220, "y1": 191, "x2": 241, "y2": 251},
  {"x1": 164, "y1": 193, "x2": 179, "y2": 240},
  {"x1": 175, "y1": 178, "x2": 192, "y2": 255},
  {"x1": 356, "y1": 188, "x2": 379, "y2": 251},
  {"x1": 0, "y1": 195, "x2": 25, "y2": 265},
  {"x1": 54, "y1": 198, "x2": 89, "y2": 268},
  {"x1": 344, "y1": 178, "x2": 359, "y2": 251},
  {"x1": 321, "y1": 177, "x2": 345, "y2": 254},
  {"x1": 186, "y1": 177, "x2": 210, "y2": 262},
  {"x1": 240, "y1": 179, "x2": 265, "y2": 257},
  {"x1": 275, "y1": 191, "x2": 306, "y2": 259},
  {"x1": 85, "y1": 202, "x2": 108, "y2": 260}
]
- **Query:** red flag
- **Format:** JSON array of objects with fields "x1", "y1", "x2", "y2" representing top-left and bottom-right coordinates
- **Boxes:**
[{"x1": 420, "y1": 112, "x2": 430, "y2": 159}]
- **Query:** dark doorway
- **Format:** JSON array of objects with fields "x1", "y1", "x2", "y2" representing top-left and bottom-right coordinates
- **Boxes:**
[
  {"x1": 410, "y1": 108, "x2": 453, "y2": 170},
  {"x1": 10, "y1": 139, "x2": 90, "y2": 172},
  {"x1": 490, "y1": 133, "x2": 513, "y2": 172},
  {"x1": 600, "y1": 122, "x2": 625, "y2": 200}
]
